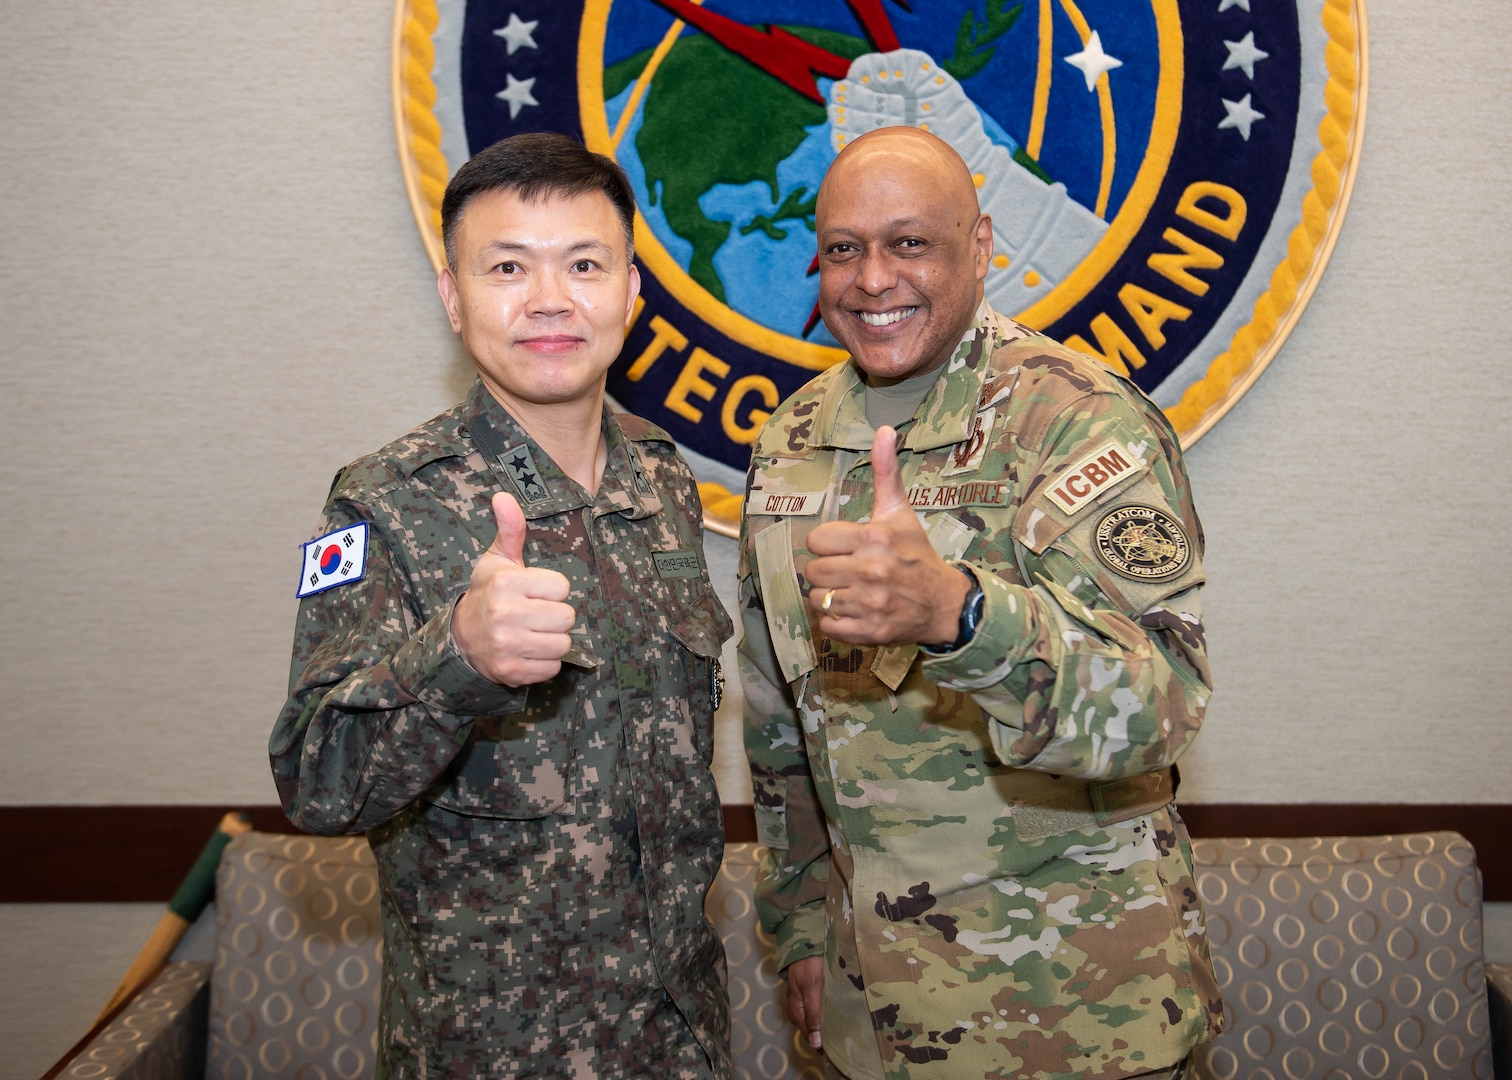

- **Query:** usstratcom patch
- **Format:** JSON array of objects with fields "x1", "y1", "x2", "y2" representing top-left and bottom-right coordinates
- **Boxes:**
[
  {"x1": 296, "y1": 522, "x2": 369, "y2": 598},
  {"x1": 1093, "y1": 504, "x2": 1190, "y2": 582},
  {"x1": 394, "y1": 0, "x2": 1366, "y2": 536}
]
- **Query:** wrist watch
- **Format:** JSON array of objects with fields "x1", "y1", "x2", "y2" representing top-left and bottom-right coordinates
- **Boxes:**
[{"x1": 921, "y1": 563, "x2": 984, "y2": 655}]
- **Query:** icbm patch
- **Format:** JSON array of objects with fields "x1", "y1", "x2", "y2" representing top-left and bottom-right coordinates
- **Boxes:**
[{"x1": 393, "y1": 0, "x2": 1367, "y2": 536}]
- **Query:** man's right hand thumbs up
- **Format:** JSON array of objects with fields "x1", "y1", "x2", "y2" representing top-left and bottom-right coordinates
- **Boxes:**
[
  {"x1": 867, "y1": 420, "x2": 912, "y2": 521},
  {"x1": 451, "y1": 492, "x2": 575, "y2": 687},
  {"x1": 805, "y1": 426, "x2": 973, "y2": 648},
  {"x1": 488, "y1": 488, "x2": 530, "y2": 565}
]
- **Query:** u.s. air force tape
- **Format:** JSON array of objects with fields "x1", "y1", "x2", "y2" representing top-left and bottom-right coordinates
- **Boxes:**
[{"x1": 1093, "y1": 505, "x2": 1190, "y2": 582}]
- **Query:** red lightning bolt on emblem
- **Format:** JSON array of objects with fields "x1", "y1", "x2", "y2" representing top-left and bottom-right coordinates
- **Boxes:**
[
  {"x1": 802, "y1": 253, "x2": 824, "y2": 337},
  {"x1": 644, "y1": 0, "x2": 907, "y2": 104},
  {"x1": 644, "y1": 0, "x2": 849, "y2": 103},
  {"x1": 844, "y1": 0, "x2": 906, "y2": 51}
]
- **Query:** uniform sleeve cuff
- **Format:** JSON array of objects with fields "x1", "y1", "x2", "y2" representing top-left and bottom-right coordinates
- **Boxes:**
[
  {"x1": 919, "y1": 572, "x2": 1040, "y2": 690},
  {"x1": 390, "y1": 596, "x2": 528, "y2": 717},
  {"x1": 773, "y1": 901, "x2": 829, "y2": 972}
]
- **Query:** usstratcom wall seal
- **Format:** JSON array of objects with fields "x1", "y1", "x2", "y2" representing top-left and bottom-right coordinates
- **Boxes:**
[{"x1": 393, "y1": 0, "x2": 1367, "y2": 534}]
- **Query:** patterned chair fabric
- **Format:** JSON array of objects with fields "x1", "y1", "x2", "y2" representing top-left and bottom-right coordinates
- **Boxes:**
[
  {"x1": 208, "y1": 832, "x2": 382, "y2": 1080},
  {"x1": 1189, "y1": 832, "x2": 1491, "y2": 1080},
  {"x1": 52, "y1": 830, "x2": 1506, "y2": 1080},
  {"x1": 59, "y1": 959, "x2": 209, "y2": 1080},
  {"x1": 711, "y1": 843, "x2": 825, "y2": 1080}
]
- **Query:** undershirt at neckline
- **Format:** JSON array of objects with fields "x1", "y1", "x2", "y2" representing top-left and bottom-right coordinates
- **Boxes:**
[{"x1": 864, "y1": 366, "x2": 944, "y2": 431}]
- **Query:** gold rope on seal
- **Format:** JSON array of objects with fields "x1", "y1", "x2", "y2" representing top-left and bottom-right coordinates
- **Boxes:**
[
  {"x1": 393, "y1": 0, "x2": 447, "y2": 270},
  {"x1": 392, "y1": 1, "x2": 1368, "y2": 532},
  {"x1": 1168, "y1": 0, "x2": 1369, "y2": 444}
]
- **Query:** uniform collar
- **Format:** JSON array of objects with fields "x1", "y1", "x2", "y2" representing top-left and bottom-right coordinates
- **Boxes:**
[
  {"x1": 814, "y1": 302, "x2": 1004, "y2": 453},
  {"x1": 465, "y1": 381, "x2": 662, "y2": 521}
]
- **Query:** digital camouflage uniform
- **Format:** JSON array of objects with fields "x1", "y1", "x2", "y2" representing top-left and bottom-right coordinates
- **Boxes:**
[
  {"x1": 738, "y1": 306, "x2": 1223, "y2": 1080},
  {"x1": 271, "y1": 380, "x2": 734, "y2": 1079}
]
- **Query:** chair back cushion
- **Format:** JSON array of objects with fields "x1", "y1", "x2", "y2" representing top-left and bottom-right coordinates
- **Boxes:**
[
  {"x1": 1189, "y1": 832, "x2": 1490, "y2": 1080},
  {"x1": 208, "y1": 832, "x2": 381, "y2": 1079}
]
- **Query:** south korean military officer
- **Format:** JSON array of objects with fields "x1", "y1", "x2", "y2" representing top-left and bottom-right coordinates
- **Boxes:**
[{"x1": 272, "y1": 132, "x2": 734, "y2": 1079}]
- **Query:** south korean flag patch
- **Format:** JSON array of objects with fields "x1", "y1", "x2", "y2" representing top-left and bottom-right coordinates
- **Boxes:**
[{"x1": 296, "y1": 522, "x2": 369, "y2": 598}]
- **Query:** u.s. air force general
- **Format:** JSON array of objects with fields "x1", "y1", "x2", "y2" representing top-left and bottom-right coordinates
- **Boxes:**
[{"x1": 737, "y1": 126, "x2": 1223, "y2": 1079}]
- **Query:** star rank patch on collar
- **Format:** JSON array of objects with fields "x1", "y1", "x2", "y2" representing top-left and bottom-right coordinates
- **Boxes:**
[
  {"x1": 296, "y1": 522, "x2": 369, "y2": 598},
  {"x1": 628, "y1": 444, "x2": 654, "y2": 496},
  {"x1": 498, "y1": 445, "x2": 548, "y2": 505}
]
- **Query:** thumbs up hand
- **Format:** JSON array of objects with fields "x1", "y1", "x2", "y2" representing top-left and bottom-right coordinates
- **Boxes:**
[
  {"x1": 805, "y1": 426, "x2": 973, "y2": 648},
  {"x1": 451, "y1": 491, "x2": 575, "y2": 686}
]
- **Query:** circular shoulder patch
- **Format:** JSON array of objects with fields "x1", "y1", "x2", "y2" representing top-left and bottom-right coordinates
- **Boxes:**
[{"x1": 1094, "y1": 504, "x2": 1191, "y2": 582}]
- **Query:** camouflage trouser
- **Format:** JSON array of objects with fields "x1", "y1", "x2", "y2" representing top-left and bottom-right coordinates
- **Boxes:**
[
  {"x1": 821, "y1": 1056, "x2": 1187, "y2": 1079},
  {"x1": 381, "y1": 987, "x2": 712, "y2": 1079}
]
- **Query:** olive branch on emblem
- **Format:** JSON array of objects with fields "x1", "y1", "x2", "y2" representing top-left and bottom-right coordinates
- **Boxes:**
[{"x1": 943, "y1": 0, "x2": 1024, "y2": 81}]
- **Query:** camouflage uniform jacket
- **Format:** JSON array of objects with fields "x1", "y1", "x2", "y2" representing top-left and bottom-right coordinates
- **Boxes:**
[
  {"x1": 738, "y1": 307, "x2": 1223, "y2": 1079},
  {"x1": 271, "y1": 380, "x2": 734, "y2": 1078}
]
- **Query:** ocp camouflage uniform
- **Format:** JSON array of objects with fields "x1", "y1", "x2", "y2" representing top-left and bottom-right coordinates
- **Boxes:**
[
  {"x1": 270, "y1": 381, "x2": 734, "y2": 1079},
  {"x1": 738, "y1": 306, "x2": 1223, "y2": 1080}
]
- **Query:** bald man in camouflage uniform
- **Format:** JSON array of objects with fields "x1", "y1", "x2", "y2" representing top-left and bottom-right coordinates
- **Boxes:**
[
  {"x1": 739, "y1": 127, "x2": 1222, "y2": 1079},
  {"x1": 271, "y1": 134, "x2": 733, "y2": 1078}
]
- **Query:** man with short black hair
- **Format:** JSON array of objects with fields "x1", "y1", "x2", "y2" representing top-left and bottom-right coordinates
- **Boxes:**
[
  {"x1": 740, "y1": 125, "x2": 1222, "y2": 1079},
  {"x1": 272, "y1": 132, "x2": 733, "y2": 1078}
]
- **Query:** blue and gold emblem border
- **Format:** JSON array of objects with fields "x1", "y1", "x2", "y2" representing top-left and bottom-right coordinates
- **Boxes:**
[{"x1": 391, "y1": 0, "x2": 1368, "y2": 537}]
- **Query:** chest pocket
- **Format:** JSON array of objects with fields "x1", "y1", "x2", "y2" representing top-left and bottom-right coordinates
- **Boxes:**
[
  {"x1": 754, "y1": 518, "x2": 819, "y2": 685},
  {"x1": 662, "y1": 574, "x2": 733, "y2": 765},
  {"x1": 868, "y1": 510, "x2": 978, "y2": 690},
  {"x1": 422, "y1": 577, "x2": 730, "y2": 822},
  {"x1": 665, "y1": 576, "x2": 731, "y2": 660}
]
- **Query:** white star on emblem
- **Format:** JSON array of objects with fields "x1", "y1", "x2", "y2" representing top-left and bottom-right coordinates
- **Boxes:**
[
  {"x1": 1064, "y1": 31, "x2": 1124, "y2": 93},
  {"x1": 1218, "y1": 0, "x2": 1250, "y2": 11},
  {"x1": 493, "y1": 13, "x2": 538, "y2": 55},
  {"x1": 1223, "y1": 32, "x2": 1270, "y2": 79},
  {"x1": 497, "y1": 73, "x2": 538, "y2": 119},
  {"x1": 1218, "y1": 93, "x2": 1265, "y2": 140}
]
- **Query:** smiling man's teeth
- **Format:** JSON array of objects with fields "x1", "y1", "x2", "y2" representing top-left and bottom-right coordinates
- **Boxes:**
[{"x1": 859, "y1": 307, "x2": 917, "y2": 327}]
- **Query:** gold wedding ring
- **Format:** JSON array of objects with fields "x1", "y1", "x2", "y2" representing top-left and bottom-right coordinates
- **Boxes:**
[{"x1": 821, "y1": 588, "x2": 837, "y2": 615}]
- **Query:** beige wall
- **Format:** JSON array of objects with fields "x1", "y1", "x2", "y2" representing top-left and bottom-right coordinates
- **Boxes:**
[
  {"x1": 2, "y1": 0, "x2": 1510, "y2": 818},
  {"x1": 3, "y1": 3, "x2": 1511, "y2": 1076}
]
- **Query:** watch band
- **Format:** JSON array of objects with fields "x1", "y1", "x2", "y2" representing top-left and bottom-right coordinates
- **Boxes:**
[{"x1": 921, "y1": 564, "x2": 984, "y2": 655}]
